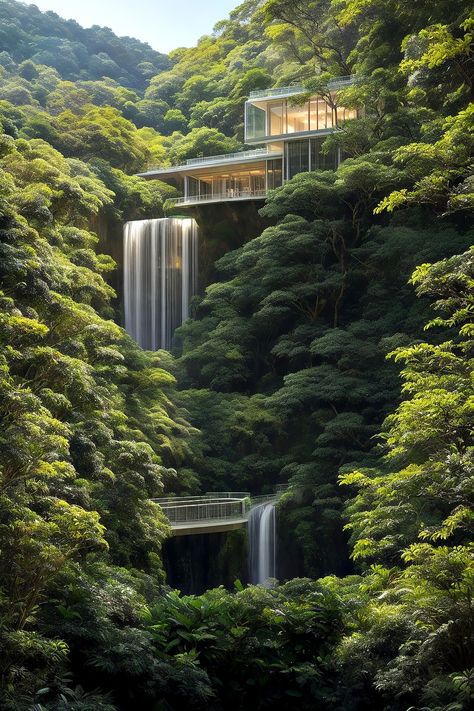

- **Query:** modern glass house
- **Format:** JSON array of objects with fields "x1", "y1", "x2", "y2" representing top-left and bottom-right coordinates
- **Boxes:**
[{"x1": 138, "y1": 77, "x2": 358, "y2": 207}]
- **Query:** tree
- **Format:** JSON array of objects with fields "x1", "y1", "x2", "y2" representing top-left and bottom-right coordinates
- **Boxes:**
[
  {"x1": 261, "y1": 0, "x2": 357, "y2": 74},
  {"x1": 167, "y1": 127, "x2": 240, "y2": 164},
  {"x1": 341, "y1": 248, "x2": 474, "y2": 562},
  {"x1": 328, "y1": 248, "x2": 474, "y2": 710},
  {"x1": 0, "y1": 123, "x2": 195, "y2": 705}
]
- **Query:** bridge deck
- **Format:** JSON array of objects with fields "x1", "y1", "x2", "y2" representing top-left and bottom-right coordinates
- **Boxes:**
[
  {"x1": 152, "y1": 491, "x2": 284, "y2": 537},
  {"x1": 171, "y1": 517, "x2": 248, "y2": 536}
]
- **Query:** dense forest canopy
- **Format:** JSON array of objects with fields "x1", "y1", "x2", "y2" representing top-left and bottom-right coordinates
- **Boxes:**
[
  {"x1": 0, "y1": 0, "x2": 472, "y2": 709},
  {"x1": 0, "y1": 0, "x2": 170, "y2": 88}
]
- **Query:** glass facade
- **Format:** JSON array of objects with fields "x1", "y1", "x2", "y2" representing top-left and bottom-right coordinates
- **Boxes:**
[
  {"x1": 245, "y1": 103, "x2": 266, "y2": 141},
  {"x1": 286, "y1": 140, "x2": 309, "y2": 179},
  {"x1": 181, "y1": 139, "x2": 340, "y2": 204},
  {"x1": 269, "y1": 102, "x2": 284, "y2": 135},
  {"x1": 246, "y1": 94, "x2": 358, "y2": 140},
  {"x1": 286, "y1": 138, "x2": 338, "y2": 180},
  {"x1": 185, "y1": 162, "x2": 280, "y2": 202},
  {"x1": 287, "y1": 102, "x2": 309, "y2": 133},
  {"x1": 266, "y1": 159, "x2": 283, "y2": 190},
  {"x1": 335, "y1": 105, "x2": 358, "y2": 123},
  {"x1": 183, "y1": 142, "x2": 338, "y2": 203},
  {"x1": 310, "y1": 139, "x2": 339, "y2": 170}
]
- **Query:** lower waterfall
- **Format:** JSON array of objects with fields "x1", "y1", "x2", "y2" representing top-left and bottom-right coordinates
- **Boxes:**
[
  {"x1": 124, "y1": 217, "x2": 198, "y2": 350},
  {"x1": 248, "y1": 503, "x2": 276, "y2": 585}
]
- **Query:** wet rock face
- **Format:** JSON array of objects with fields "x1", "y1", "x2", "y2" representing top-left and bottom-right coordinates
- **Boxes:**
[{"x1": 163, "y1": 528, "x2": 248, "y2": 594}]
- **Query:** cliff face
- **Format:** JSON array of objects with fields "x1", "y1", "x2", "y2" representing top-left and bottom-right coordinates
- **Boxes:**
[
  {"x1": 176, "y1": 201, "x2": 272, "y2": 291},
  {"x1": 164, "y1": 529, "x2": 248, "y2": 594},
  {"x1": 93, "y1": 199, "x2": 270, "y2": 329}
]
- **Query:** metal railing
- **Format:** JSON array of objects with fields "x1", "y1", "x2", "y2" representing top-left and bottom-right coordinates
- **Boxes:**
[
  {"x1": 248, "y1": 76, "x2": 356, "y2": 100},
  {"x1": 170, "y1": 188, "x2": 267, "y2": 206},
  {"x1": 185, "y1": 148, "x2": 281, "y2": 166},
  {"x1": 154, "y1": 496, "x2": 250, "y2": 525},
  {"x1": 209, "y1": 492, "x2": 252, "y2": 499},
  {"x1": 153, "y1": 488, "x2": 288, "y2": 528},
  {"x1": 152, "y1": 493, "x2": 242, "y2": 504},
  {"x1": 163, "y1": 501, "x2": 248, "y2": 524}
]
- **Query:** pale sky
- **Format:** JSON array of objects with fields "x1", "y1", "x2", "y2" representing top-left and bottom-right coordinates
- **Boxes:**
[{"x1": 32, "y1": 0, "x2": 240, "y2": 53}]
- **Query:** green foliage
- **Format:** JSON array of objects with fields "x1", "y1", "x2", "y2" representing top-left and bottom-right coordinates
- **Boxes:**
[
  {"x1": 375, "y1": 106, "x2": 474, "y2": 215},
  {"x1": 0, "y1": 0, "x2": 169, "y2": 89},
  {"x1": 168, "y1": 127, "x2": 240, "y2": 164},
  {"x1": 0, "y1": 115, "x2": 194, "y2": 707},
  {"x1": 261, "y1": 0, "x2": 357, "y2": 75},
  {"x1": 340, "y1": 248, "x2": 474, "y2": 562},
  {"x1": 327, "y1": 248, "x2": 474, "y2": 709},
  {"x1": 177, "y1": 183, "x2": 470, "y2": 575},
  {"x1": 0, "y1": 0, "x2": 472, "y2": 709},
  {"x1": 144, "y1": 579, "x2": 344, "y2": 709}
]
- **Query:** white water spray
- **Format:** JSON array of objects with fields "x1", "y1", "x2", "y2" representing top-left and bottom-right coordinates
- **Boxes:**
[
  {"x1": 248, "y1": 502, "x2": 276, "y2": 585},
  {"x1": 123, "y1": 217, "x2": 198, "y2": 350}
]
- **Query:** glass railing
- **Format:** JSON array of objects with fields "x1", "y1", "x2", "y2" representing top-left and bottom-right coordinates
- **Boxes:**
[
  {"x1": 185, "y1": 148, "x2": 281, "y2": 166},
  {"x1": 248, "y1": 86, "x2": 306, "y2": 100},
  {"x1": 248, "y1": 76, "x2": 356, "y2": 100},
  {"x1": 170, "y1": 188, "x2": 268, "y2": 206}
]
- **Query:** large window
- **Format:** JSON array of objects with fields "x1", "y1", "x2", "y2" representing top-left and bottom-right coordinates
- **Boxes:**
[
  {"x1": 187, "y1": 175, "x2": 218, "y2": 199},
  {"x1": 309, "y1": 97, "x2": 335, "y2": 130},
  {"x1": 245, "y1": 103, "x2": 266, "y2": 140},
  {"x1": 334, "y1": 105, "x2": 358, "y2": 123},
  {"x1": 269, "y1": 101, "x2": 284, "y2": 136},
  {"x1": 266, "y1": 159, "x2": 283, "y2": 189},
  {"x1": 287, "y1": 102, "x2": 309, "y2": 133},
  {"x1": 285, "y1": 139, "x2": 339, "y2": 179},
  {"x1": 287, "y1": 140, "x2": 310, "y2": 179},
  {"x1": 310, "y1": 139, "x2": 338, "y2": 171},
  {"x1": 246, "y1": 94, "x2": 358, "y2": 141},
  {"x1": 186, "y1": 166, "x2": 267, "y2": 201}
]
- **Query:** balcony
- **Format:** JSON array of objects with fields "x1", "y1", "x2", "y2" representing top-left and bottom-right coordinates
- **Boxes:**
[
  {"x1": 185, "y1": 148, "x2": 279, "y2": 166},
  {"x1": 169, "y1": 188, "x2": 268, "y2": 208}
]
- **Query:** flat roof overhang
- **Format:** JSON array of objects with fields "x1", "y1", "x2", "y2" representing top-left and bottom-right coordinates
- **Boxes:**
[{"x1": 137, "y1": 151, "x2": 283, "y2": 181}]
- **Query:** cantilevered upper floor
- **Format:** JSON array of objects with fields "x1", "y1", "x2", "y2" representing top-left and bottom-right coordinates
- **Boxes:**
[
  {"x1": 137, "y1": 76, "x2": 358, "y2": 208},
  {"x1": 245, "y1": 76, "x2": 358, "y2": 144}
]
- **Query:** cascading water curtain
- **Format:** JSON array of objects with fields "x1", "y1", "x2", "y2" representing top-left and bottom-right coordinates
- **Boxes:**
[
  {"x1": 124, "y1": 217, "x2": 198, "y2": 350},
  {"x1": 248, "y1": 503, "x2": 276, "y2": 585}
]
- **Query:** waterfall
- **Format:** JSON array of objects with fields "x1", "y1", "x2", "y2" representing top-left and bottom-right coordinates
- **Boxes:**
[
  {"x1": 123, "y1": 217, "x2": 198, "y2": 350},
  {"x1": 248, "y1": 503, "x2": 276, "y2": 585}
]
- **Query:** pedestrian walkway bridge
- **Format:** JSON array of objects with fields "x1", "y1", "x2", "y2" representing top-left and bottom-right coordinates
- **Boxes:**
[{"x1": 152, "y1": 491, "x2": 284, "y2": 536}]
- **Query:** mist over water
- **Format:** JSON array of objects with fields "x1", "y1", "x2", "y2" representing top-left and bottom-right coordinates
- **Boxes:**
[{"x1": 124, "y1": 218, "x2": 198, "y2": 350}]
